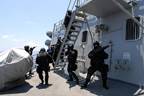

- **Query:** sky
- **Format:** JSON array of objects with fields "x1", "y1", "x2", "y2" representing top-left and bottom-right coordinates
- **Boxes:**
[{"x1": 0, "y1": 0, "x2": 68, "y2": 51}]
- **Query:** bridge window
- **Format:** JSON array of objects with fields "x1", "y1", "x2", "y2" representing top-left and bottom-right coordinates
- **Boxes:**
[
  {"x1": 126, "y1": 17, "x2": 140, "y2": 40},
  {"x1": 82, "y1": 31, "x2": 88, "y2": 43}
]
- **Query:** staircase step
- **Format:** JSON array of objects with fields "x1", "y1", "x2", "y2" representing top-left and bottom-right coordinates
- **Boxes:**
[
  {"x1": 69, "y1": 29, "x2": 79, "y2": 32},
  {"x1": 72, "y1": 24, "x2": 82, "y2": 28},
  {"x1": 76, "y1": 12, "x2": 86, "y2": 18},
  {"x1": 71, "y1": 32, "x2": 79, "y2": 35},
  {"x1": 69, "y1": 37, "x2": 77, "y2": 40},
  {"x1": 74, "y1": 18, "x2": 85, "y2": 23},
  {"x1": 69, "y1": 34, "x2": 78, "y2": 37},
  {"x1": 69, "y1": 39, "x2": 76, "y2": 41},
  {"x1": 66, "y1": 41, "x2": 75, "y2": 45}
]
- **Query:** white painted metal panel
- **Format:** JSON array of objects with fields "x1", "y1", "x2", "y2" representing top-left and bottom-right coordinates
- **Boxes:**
[{"x1": 80, "y1": 0, "x2": 132, "y2": 17}]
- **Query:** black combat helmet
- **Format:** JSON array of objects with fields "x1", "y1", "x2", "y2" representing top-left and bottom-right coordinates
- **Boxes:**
[
  {"x1": 67, "y1": 10, "x2": 72, "y2": 16},
  {"x1": 24, "y1": 45, "x2": 29, "y2": 52},
  {"x1": 68, "y1": 45, "x2": 74, "y2": 50},
  {"x1": 24, "y1": 45, "x2": 29, "y2": 49},
  {"x1": 93, "y1": 41, "x2": 100, "y2": 48},
  {"x1": 40, "y1": 48, "x2": 46, "y2": 52}
]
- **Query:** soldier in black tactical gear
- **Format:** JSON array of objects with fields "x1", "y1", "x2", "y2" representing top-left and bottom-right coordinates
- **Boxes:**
[
  {"x1": 24, "y1": 45, "x2": 35, "y2": 78},
  {"x1": 81, "y1": 41, "x2": 109, "y2": 89},
  {"x1": 53, "y1": 37, "x2": 62, "y2": 62},
  {"x1": 29, "y1": 46, "x2": 35, "y2": 75},
  {"x1": 24, "y1": 45, "x2": 30, "y2": 53},
  {"x1": 29, "y1": 47, "x2": 36, "y2": 56},
  {"x1": 64, "y1": 10, "x2": 72, "y2": 29},
  {"x1": 36, "y1": 48, "x2": 52, "y2": 85},
  {"x1": 65, "y1": 45, "x2": 79, "y2": 84},
  {"x1": 47, "y1": 45, "x2": 55, "y2": 68}
]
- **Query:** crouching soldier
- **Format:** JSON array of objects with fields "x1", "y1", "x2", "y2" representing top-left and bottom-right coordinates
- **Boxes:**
[
  {"x1": 81, "y1": 41, "x2": 109, "y2": 89},
  {"x1": 36, "y1": 48, "x2": 52, "y2": 85}
]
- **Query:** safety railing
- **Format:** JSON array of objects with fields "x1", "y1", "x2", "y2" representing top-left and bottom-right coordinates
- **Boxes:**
[
  {"x1": 52, "y1": 0, "x2": 93, "y2": 34},
  {"x1": 53, "y1": 19, "x2": 65, "y2": 33}
]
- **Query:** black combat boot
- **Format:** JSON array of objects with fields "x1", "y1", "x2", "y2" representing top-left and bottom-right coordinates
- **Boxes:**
[
  {"x1": 103, "y1": 79, "x2": 109, "y2": 90},
  {"x1": 81, "y1": 79, "x2": 89, "y2": 89}
]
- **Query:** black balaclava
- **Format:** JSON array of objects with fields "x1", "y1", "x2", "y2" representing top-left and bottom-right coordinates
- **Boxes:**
[{"x1": 93, "y1": 41, "x2": 100, "y2": 49}]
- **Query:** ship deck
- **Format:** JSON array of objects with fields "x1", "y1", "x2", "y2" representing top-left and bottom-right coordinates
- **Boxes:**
[{"x1": 0, "y1": 68, "x2": 143, "y2": 96}]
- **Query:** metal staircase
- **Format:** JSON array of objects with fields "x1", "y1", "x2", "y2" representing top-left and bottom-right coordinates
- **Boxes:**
[
  {"x1": 54, "y1": 8, "x2": 87, "y2": 69},
  {"x1": 53, "y1": 0, "x2": 95, "y2": 71}
]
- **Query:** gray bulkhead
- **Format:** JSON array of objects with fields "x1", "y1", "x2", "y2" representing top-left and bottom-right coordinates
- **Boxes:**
[{"x1": 75, "y1": 0, "x2": 144, "y2": 85}]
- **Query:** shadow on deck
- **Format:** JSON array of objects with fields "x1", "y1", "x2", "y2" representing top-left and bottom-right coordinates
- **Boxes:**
[
  {"x1": 54, "y1": 69, "x2": 142, "y2": 96},
  {"x1": 0, "y1": 81, "x2": 33, "y2": 95}
]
